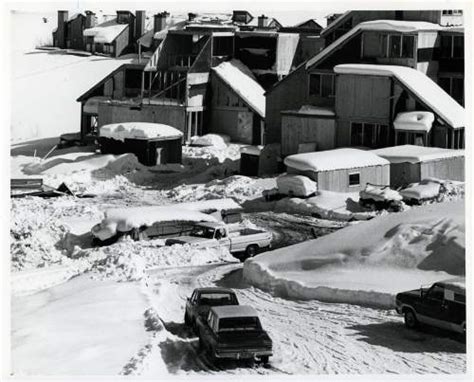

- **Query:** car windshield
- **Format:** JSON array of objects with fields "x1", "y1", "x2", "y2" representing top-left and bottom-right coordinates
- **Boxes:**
[
  {"x1": 198, "y1": 293, "x2": 237, "y2": 306},
  {"x1": 218, "y1": 317, "x2": 261, "y2": 332},
  {"x1": 191, "y1": 226, "x2": 215, "y2": 239}
]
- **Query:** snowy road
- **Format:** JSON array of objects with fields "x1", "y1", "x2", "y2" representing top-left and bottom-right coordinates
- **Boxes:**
[{"x1": 142, "y1": 263, "x2": 466, "y2": 376}]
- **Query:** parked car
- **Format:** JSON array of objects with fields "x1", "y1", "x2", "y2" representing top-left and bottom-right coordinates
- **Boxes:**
[
  {"x1": 166, "y1": 222, "x2": 272, "y2": 261},
  {"x1": 196, "y1": 305, "x2": 273, "y2": 364},
  {"x1": 395, "y1": 278, "x2": 466, "y2": 335},
  {"x1": 184, "y1": 287, "x2": 239, "y2": 329}
]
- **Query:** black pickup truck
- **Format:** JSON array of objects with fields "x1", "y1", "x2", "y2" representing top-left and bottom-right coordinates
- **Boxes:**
[
  {"x1": 196, "y1": 305, "x2": 273, "y2": 364},
  {"x1": 395, "y1": 278, "x2": 466, "y2": 335}
]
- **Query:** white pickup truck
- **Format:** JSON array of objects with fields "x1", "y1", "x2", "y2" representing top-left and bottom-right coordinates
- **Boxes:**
[{"x1": 165, "y1": 222, "x2": 272, "y2": 261}]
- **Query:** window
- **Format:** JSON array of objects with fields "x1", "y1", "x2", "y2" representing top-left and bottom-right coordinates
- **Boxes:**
[
  {"x1": 309, "y1": 73, "x2": 335, "y2": 97},
  {"x1": 439, "y1": 77, "x2": 464, "y2": 105},
  {"x1": 350, "y1": 122, "x2": 389, "y2": 148},
  {"x1": 428, "y1": 285, "x2": 444, "y2": 301},
  {"x1": 212, "y1": 36, "x2": 234, "y2": 56},
  {"x1": 440, "y1": 35, "x2": 464, "y2": 58},
  {"x1": 348, "y1": 173, "x2": 360, "y2": 187},
  {"x1": 454, "y1": 293, "x2": 465, "y2": 303},
  {"x1": 382, "y1": 34, "x2": 415, "y2": 58},
  {"x1": 442, "y1": 9, "x2": 462, "y2": 15}
]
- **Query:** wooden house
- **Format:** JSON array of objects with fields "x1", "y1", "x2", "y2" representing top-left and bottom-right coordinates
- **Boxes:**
[
  {"x1": 265, "y1": 19, "x2": 465, "y2": 155},
  {"x1": 52, "y1": 10, "x2": 97, "y2": 50},
  {"x1": 284, "y1": 148, "x2": 390, "y2": 192},
  {"x1": 372, "y1": 145, "x2": 464, "y2": 187}
]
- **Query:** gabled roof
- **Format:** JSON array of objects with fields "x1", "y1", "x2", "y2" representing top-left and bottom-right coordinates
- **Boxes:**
[
  {"x1": 212, "y1": 59, "x2": 266, "y2": 117},
  {"x1": 84, "y1": 18, "x2": 128, "y2": 43},
  {"x1": 320, "y1": 10, "x2": 351, "y2": 37},
  {"x1": 295, "y1": 19, "x2": 323, "y2": 29},
  {"x1": 306, "y1": 20, "x2": 442, "y2": 69},
  {"x1": 334, "y1": 64, "x2": 464, "y2": 129}
]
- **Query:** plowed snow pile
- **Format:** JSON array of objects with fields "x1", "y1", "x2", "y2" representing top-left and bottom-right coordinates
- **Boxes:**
[{"x1": 244, "y1": 201, "x2": 465, "y2": 308}]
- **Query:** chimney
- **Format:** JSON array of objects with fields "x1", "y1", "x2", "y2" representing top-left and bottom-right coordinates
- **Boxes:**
[
  {"x1": 56, "y1": 10, "x2": 68, "y2": 48},
  {"x1": 154, "y1": 11, "x2": 169, "y2": 33},
  {"x1": 135, "y1": 10, "x2": 145, "y2": 38},
  {"x1": 188, "y1": 12, "x2": 197, "y2": 22},
  {"x1": 85, "y1": 10, "x2": 96, "y2": 29},
  {"x1": 258, "y1": 14, "x2": 269, "y2": 27}
]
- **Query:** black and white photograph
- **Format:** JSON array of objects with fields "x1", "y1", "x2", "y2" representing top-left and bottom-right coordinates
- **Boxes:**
[{"x1": 1, "y1": 1, "x2": 471, "y2": 380}]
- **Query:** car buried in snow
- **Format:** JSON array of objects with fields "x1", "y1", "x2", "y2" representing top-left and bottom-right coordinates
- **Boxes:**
[
  {"x1": 395, "y1": 278, "x2": 466, "y2": 336},
  {"x1": 184, "y1": 287, "x2": 239, "y2": 329},
  {"x1": 165, "y1": 222, "x2": 272, "y2": 261},
  {"x1": 196, "y1": 305, "x2": 273, "y2": 364}
]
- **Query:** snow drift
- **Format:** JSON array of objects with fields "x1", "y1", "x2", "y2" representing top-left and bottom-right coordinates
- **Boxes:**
[{"x1": 243, "y1": 201, "x2": 465, "y2": 308}]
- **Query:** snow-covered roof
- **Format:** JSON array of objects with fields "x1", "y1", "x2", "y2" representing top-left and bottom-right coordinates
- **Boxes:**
[
  {"x1": 212, "y1": 59, "x2": 266, "y2": 117},
  {"x1": 212, "y1": 305, "x2": 258, "y2": 319},
  {"x1": 284, "y1": 148, "x2": 389, "y2": 172},
  {"x1": 307, "y1": 20, "x2": 442, "y2": 70},
  {"x1": 372, "y1": 145, "x2": 464, "y2": 164},
  {"x1": 393, "y1": 111, "x2": 435, "y2": 132},
  {"x1": 285, "y1": 105, "x2": 335, "y2": 117},
  {"x1": 334, "y1": 64, "x2": 464, "y2": 129},
  {"x1": 100, "y1": 122, "x2": 183, "y2": 141},
  {"x1": 84, "y1": 19, "x2": 128, "y2": 44}
]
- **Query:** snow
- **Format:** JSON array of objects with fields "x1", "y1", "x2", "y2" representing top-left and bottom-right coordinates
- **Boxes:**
[
  {"x1": 100, "y1": 122, "x2": 183, "y2": 141},
  {"x1": 372, "y1": 145, "x2": 465, "y2": 164},
  {"x1": 11, "y1": 276, "x2": 150, "y2": 375},
  {"x1": 12, "y1": 50, "x2": 132, "y2": 141},
  {"x1": 393, "y1": 111, "x2": 435, "y2": 132},
  {"x1": 309, "y1": 19, "x2": 442, "y2": 69},
  {"x1": 190, "y1": 134, "x2": 229, "y2": 149},
  {"x1": 83, "y1": 19, "x2": 128, "y2": 44},
  {"x1": 93, "y1": 207, "x2": 218, "y2": 240},
  {"x1": 284, "y1": 148, "x2": 389, "y2": 172},
  {"x1": 400, "y1": 179, "x2": 441, "y2": 201},
  {"x1": 212, "y1": 59, "x2": 266, "y2": 117},
  {"x1": 359, "y1": 184, "x2": 402, "y2": 202},
  {"x1": 334, "y1": 64, "x2": 465, "y2": 128},
  {"x1": 276, "y1": 174, "x2": 317, "y2": 197},
  {"x1": 240, "y1": 145, "x2": 263, "y2": 156},
  {"x1": 295, "y1": 105, "x2": 335, "y2": 116},
  {"x1": 244, "y1": 200, "x2": 465, "y2": 308}
]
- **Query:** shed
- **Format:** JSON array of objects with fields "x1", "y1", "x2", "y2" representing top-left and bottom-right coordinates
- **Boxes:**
[
  {"x1": 98, "y1": 122, "x2": 183, "y2": 166},
  {"x1": 284, "y1": 148, "x2": 390, "y2": 192},
  {"x1": 371, "y1": 145, "x2": 464, "y2": 187}
]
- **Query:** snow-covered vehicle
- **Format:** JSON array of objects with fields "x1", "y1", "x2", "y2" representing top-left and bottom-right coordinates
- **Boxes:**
[
  {"x1": 184, "y1": 287, "x2": 239, "y2": 329},
  {"x1": 165, "y1": 222, "x2": 272, "y2": 260},
  {"x1": 276, "y1": 174, "x2": 317, "y2": 198},
  {"x1": 395, "y1": 278, "x2": 466, "y2": 335},
  {"x1": 196, "y1": 305, "x2": 273, "y2": 364},
  {"x1": 359, "y1": 183, "x2": 403, "y2": 211},
  {"x1": 399, "y1": 178, "x2": 443, "y2": 205}
]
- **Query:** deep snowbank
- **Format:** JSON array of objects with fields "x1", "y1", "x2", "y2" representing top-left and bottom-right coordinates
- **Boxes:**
[{"x1": 243, "y1": 201, "x2": 465, "y2": 308}]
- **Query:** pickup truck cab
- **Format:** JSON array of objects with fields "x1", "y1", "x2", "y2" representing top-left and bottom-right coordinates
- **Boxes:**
[
  {"x1": 395, "y1": 278, "x2": 466, "y2": 335},
  {"x1": 197, "y1": 305, "x2": 273, "y2": 364},
  {"x1": 166, "y1": 222, "x2": 272, "y2": 260},
  {"x1": 184, "y1": 287, "x2": 239, "y2": 329}
]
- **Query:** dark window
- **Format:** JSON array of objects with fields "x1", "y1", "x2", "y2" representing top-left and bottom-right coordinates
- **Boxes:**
[
  {"x1": 453, "y1": 36, "x2": 464, "y2": 58},
  {"x1": 428, "y1": 285, "x2": 444, "y2": 301},
  {"x1": 351, "y1": 123, "x2": 363, "y2": 146},
  {"x1": 401, "y1": 35, "x2": 414, "y2": 58},
  {"x1": 348, "y1": 173, "x2": 360, "y2": 187},
  {"x1": 364, "y1": 123, "x2": 375, "y2": 147},
  {"x1": 414, "y1": 133, "x2": 425, "y2": 146},
  {"x1": 438, "y1": 77, "x2": 451, "y2": 93},
  {"x1": 212, "y1": 36, "x2": 234, "y2": 56},
  {"x1": 454, "y1": 293, "x2": 465, "y2": 303},
  {"x1": 440, "y1": 35, "x2": 452, "y2": 58},
  {"x1": 397, "y1": 132, "x2": 406, "y2": 145},
  {"x1": 309, "y1": 74, "x2": 335, "y2": 97},
  {"x1": 218, "y1": 317, "x2": 261, "y2": 332},
  {"x1": 378, "y1": 124, "x2": 389, "y2": 147},
  {"x1": 452, "y1": 78, "x2": 464, "y2": 102},
  {"x1": 389, "y1": 35, "x2": 402, "y2": 57},
  {"x1": 309, "y1": 74, "x2": 320, "y2": 95}
]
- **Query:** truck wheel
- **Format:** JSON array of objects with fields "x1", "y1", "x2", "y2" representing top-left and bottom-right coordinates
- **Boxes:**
[
  {"x1": 245, "y1": 245, "x2": 259, "y2": 259},
  {"x1": 404, "y1": 309, "x2": 418, "y2": 329}
]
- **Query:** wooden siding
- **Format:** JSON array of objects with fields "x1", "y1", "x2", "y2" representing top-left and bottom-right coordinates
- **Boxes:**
[
  {"x1": 287, "y1": 164, "x2": 390, "y2": 192},
  {"x1": 265, "y1": 65, "x2": 308, "y2": 143},
  {"x1": 98, "y1": 103, "x2": 187, "y2": 134},
  {"x1": 420, "y1": 157, "x2": 464, "y2": 181},
  {"x1": 317, "y1": 165, "x2": 390, "y2": 192},
  {"x1": 336, "y1": 74, "x2": 391, "y2": 120},
  {"x1": 281, "y1": 115, "x2": 336, "y2": 155},
  {"x1": 114, "y1": 26, "x2": 130, "y2": 57}
]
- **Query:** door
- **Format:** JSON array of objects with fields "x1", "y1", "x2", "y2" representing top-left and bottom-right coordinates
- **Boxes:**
[{"x1": 417, "y1": 284, "x2": 450, "y2": 329}]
